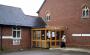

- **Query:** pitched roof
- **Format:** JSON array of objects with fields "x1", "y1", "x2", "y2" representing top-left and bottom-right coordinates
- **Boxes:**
[
  {"x1": 25, "y1": 15, "x2": 46, "y2": 28},
  {"x1": 0, "y1": 4, "x2": 46, "y2": 28}
]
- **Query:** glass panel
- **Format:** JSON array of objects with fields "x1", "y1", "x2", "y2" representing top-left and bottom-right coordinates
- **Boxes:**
[
  {"x1": 47, "y1": 31, "x2": 51, "y2": 39},
  {"x1": 17, "y1": 27, "x2": 20, "y2": 30},
  {"x1": 83, "y1": 10, "x2": 85, "y2": 16},
  {"x1": 47, "y1": 42, "x2": 50, "y2": 48},
  {"x1": 32, "y1": 41, "x2": 36, "y2": 47},
  {"x1": 52, "y1": 32, "x2": 55, "y2": 40},
  {"x1": 17, "y1": 31, "x2": 20, "y2": 38},
  {"x1": 36, "y1": 31, "x2": 41, "y2": 40},
  {"x1": 13, "y1": 31, "x2": 16, "y2": 38},
  {"x1": 13, "y1": 27, "x2": 16, "y2": 30},
  {"x1": 51, "y1": 42, "x2": 55, "y2": 48},
  {"x1": 56, "y1": 42, "x2": 60, "y2": 48},
  {"x1": 86, "y1": 10, "x2": 89, "y2": 16},
  {"x1": 37, "y1": 41, "x2": 40, "y2": 47},
  {"x1": 48, "y1": 16, "x2": 50, "y2": 21},
  {"x1": 41, "y1": 30, "x2": 45, "y2": 40},
  {"x1": 33, "y1": 31, "x2": 36, "y2": 40},
  {"x1": 41, "y1": 41, "x2": 46, "y2": 48},
  {"x1": 56, "y1": 31, "x2": 60, "y2": 40}
]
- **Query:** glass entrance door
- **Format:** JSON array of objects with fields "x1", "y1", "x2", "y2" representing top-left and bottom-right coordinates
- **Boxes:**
[{"x1": 50, "y1": 31, "x2": 61, "y2": 48}]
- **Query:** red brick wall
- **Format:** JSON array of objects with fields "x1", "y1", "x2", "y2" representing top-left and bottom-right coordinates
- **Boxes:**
[
  {"x1": 21, "y1": 27, "x2": 31, "y2": 49},
  {"x1": 38, "y1": 0, "x2": 90, "y2": 48},
  {"x1": 0, "y1": 26, "x2": 31, "y2": 51}
]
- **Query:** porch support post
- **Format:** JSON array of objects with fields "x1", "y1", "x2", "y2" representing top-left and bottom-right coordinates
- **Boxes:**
[
  {"x1": 45, "y1": 30, "x2": 47, "y2": 48},
  {"x1": 50, "y1": 31, "x2": 52, "y2": 48},
  {"x1": 31, "y1": 30, "x2": 33, "y2": 48},
  {"x1": 55, "y1": 31, "x2": 56, "y2": 48},
  {"x1": 36, "y1": 31, "x2": 38, "y2": 47},
  {"x1": 40, "y1": 30, "x2": 42, "y2": 47},
  {"x1": 59, "y1": 31, "x2": 61, "y2": 47}
]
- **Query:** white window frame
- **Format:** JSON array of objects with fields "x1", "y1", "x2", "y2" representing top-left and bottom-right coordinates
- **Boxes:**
[
  {"x1": 12, "y1": 27, "x2": 21, "y2": 39},
  {"x1": 82, "y1": 6, "x2": 89, "y2": 17},
  {"x1": 12, "y1": 27, "x2": 21, "y2": 45}
]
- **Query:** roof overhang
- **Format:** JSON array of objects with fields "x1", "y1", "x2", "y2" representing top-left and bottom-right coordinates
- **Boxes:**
[{"x1": 32, "y1": 26, "x2": 66, "y2": 31}]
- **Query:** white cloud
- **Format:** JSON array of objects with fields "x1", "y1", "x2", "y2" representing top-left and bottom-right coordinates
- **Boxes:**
[{"x1": 0, "y1": 0, "x2": 44, "y2": 16}]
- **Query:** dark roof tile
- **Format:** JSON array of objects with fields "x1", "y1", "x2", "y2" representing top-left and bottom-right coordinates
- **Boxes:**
[{"x1": 0, "y1": 4, "x2": 46, "y2": 28}]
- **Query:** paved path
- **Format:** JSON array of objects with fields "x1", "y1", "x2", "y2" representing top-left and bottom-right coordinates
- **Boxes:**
[
  {"x1": 50, "y1": 48, "x2": 90, "y2": 53},
  {"x1": 1, "y1": 48, "x2": 90, "y2": 55}
]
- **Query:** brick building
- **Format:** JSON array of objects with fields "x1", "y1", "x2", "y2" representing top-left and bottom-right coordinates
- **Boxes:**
[
  {"x1": 0, "y1": 0, "x2": 90, "y2": 51},
  {"x1": 37, "y1": 0, "x2": 90, "y2": 48},
  {"x1": 0, "y1": 4, "x2": 45, "y2": 51}
]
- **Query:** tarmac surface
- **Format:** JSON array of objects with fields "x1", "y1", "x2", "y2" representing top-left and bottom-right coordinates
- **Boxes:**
[{"x1": 1, "y1": 48, "x2": 90, "y2": 55}]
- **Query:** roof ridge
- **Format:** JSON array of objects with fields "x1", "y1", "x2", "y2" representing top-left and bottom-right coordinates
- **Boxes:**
[{"x1": 0, "y1": 4, "x2": 21, "y2": 9}]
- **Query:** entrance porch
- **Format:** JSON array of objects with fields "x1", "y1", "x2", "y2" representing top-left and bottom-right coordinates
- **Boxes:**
[{"x1": 31, "y1": 26, "x2": 65, "y2": 48}]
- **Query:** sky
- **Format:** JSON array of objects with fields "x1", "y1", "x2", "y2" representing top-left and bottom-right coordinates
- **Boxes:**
[{"x1": 0, "y1": 0, "x2": 44, "y2": 16}]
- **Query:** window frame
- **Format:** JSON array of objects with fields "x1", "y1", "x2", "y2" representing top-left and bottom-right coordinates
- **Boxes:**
[
  {"x1": 12, "y1": 27, "x2": 21, "y2": 45},
  {"x1": 12, "y1": 27, "x2": 21, "y2": 39},
  {"x1": 82, "y1": 6, "x2": 89, "y2": 18},
  {"x1": 46, "y1": 13, "x2": 51, "y2": 22}
]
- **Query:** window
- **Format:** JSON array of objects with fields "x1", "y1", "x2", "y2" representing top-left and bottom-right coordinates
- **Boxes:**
[
  {"x1": 43, "y1": 12, "x2": 51, "y2": 22},
  {"x1": 46, "y1": 13, "x2": 50, "y2": 22},
  {"x1": 12, "y1": 27, "x2": 21, "y2": 39},
  {"x1": 12, "y1": 27, "x2": 21, "y2": 45},
  {"x1": 82, "y1": 6, "x2": 89, "y2": 17}
]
